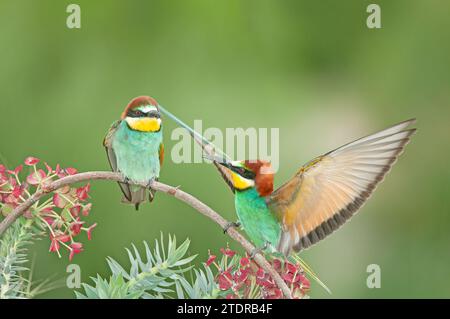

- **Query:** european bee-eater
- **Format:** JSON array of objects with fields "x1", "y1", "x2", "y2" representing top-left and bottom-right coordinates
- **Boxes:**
[
  {"x1": 103, "y1": 96, "x2": 164, "y2": 210},
  {"x1": 158, "y1": 106, "x2": 415, "y2": 256},
  {"x1": 211, "y1": 119, "x2": 416, "y2": 255}
]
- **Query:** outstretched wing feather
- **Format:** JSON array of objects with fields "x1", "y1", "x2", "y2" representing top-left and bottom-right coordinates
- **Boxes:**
[{"x1": 268, "y1": 119, "x2": 416, "y2": 254}]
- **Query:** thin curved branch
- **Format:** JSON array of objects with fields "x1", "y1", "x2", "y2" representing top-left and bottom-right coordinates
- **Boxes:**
[{"x1": 0, "y1": 171, "x2": 292, "y2": 299}]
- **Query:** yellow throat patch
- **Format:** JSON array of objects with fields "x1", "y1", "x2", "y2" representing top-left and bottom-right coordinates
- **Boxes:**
[
  {"x1": 231, "y1": 171, "x2": 254, "y2": 190},
  {"x1": 126, "y1": 117, "x2": 161, "y2": 132}
]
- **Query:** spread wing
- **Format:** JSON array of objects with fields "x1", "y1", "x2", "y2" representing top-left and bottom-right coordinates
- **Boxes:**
[
  {"x1": 103, "y1": 120, "x2": 132, "y2": 201},
  {"x1": 267, "y1": 119, "x2": 416, "y2": 254}
]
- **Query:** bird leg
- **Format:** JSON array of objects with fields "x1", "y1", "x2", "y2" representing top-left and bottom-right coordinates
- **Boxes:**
[
  {"x1": 147, "y1": 177, "x2": 157, "y2": 202},
  {"x1": 123, "y1": 176, "x2": 131, "y2": 185},
  {"x1": 146, "y1": 177, "x2": 156, "y2": 189},
  {"x1": 223, "y1": 221, "x2": 241, "y2": 234},
  {"x1": 250, "y1": 241, "x2": 270, "y2": 258}
]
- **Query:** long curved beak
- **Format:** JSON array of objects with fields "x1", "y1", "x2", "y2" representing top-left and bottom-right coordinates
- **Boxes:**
[
  {"x1": 158, "y1": 104, "x2": 235, "y2": 192},
  {"x1": 158, "y1": 104, "x2": 231, "y2": 161},
  {"x1": 202, "y1": 153, "x2": 236, "y2": 191},
  {"x1": 202, "y1": 153, "x2": 230, "y2": 166}
]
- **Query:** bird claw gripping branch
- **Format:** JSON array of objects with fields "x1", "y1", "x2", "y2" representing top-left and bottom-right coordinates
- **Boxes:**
[{"x1": 223, "y1": 221, "x2": 241, "y2": 234}]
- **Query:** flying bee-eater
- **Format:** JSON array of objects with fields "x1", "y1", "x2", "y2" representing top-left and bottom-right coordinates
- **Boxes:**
[
  {"x1": 210, "y1": 119, "x2": 416, "y2": 255},
  {"x1": 103, "y1": 96, "x2": 164, "y2": 210},
  {"x1": 158, "y1": 105, "x2": 416, "y2": 255}
]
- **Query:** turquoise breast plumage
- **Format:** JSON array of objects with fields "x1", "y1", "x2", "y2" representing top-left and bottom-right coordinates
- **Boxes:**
[
  {"x1": 235, "y1": 188, "x2": 281, "y2": 250},
  {"x1": 112, "y1": 121, "x2": 162, "y2": 182}
]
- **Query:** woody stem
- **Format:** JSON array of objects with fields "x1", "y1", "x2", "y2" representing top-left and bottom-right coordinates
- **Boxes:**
[{"x1": 0, "y1": 171, "x2": 292, "y2": 299}]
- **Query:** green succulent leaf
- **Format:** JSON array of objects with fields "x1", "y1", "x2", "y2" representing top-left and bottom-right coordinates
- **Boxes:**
[
  {"x1": 0, "y1": 217, "x2": 60, "y2": 299},
  {"x1": 75, "y1": 234, "x2": 219, "y2": 299}
]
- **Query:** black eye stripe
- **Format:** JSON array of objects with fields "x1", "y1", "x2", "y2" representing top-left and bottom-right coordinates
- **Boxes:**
[
  {"x1": 234, "y1": 167, "x2": 255, "y2": 179},
  {"x1": 127, "y1": 109, "x2": 160, "y2": 118},
  {"x1": 127, "y1": 109, "x2": 142, "y2": 117},
  {"x1": 244, "y1": 171, "x2": 256, "y2": 179}
]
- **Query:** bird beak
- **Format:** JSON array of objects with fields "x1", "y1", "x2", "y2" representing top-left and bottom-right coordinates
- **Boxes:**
[
  {"x1": 203, "y1": 153, "x2": 237, "y2": 174},
  {"x1": 146, "y1": 110, "x2": 161, "y2": 118},
  {"x1": 203, "y1": 153, "x2": 239, "y2": 191},
  {"x1": 203, "y1": 153, "x2": 230, "y2": 167}
]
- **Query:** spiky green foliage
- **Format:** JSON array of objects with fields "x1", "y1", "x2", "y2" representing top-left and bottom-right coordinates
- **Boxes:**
[
  {"x1": 75, "y1": 274, "x2": 143, "y2": 299},
  {"x1": 175, "y1": 265, "x2": 221, "y2": 299},
  {"x1": 0, "y1": 218, "x2": 34, "y2": 298},
  {"x1": 75, "y1": 234, "x2": 219, "y2": 299},
  {"x1": 0, "y1": 217, "x2": 62, "y2": 299}
]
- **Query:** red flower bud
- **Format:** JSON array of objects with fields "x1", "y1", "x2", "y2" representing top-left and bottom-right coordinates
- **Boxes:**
[
  {"x1": 300, "y1": 275, "x2": 310, "y2": 290},
  {"x1": 24, "y1": 157, "x2": 40, "y2": 166},
  {"x1": 70, "y1": 205, "x2": 82, "y2": 217},
  {"x1": 44, "y1": 162, "x2": 53, "y2": 173},
  {"x1": 59, "y1": 234, "x2": 71, "y2": 243},
  {"x1": 256, "y1": 268, "x2": 265, "y2": 279},
  {"x1": 55, "y1": 164, "x2": 64, "y2": 178},
  {"x1": 86, "y1": 223, "x2": 97, "y2": 240},
  {"x1": 26, "y1": 169, "x2": 47, "y2": 185},
  {"x1": 8, "y1": 165, "x2": 23, "y2": 176},
  {"x1": 43, "y1": 217, "x2": 54, "y2": 226},
  {"x1": 53, "y1": 193, "x2": 67, "y2": 208},
  {"x1": 283, "y1": 273, "x2": 295, "y2": 284},
  {"x1": 65, "y1": 167, "x2": 78, "y2": 175},
  {"x1": 240, "y1": 257, "x2": 250, "y2": 268},
  {"x1": 220, "y1": 247, "x2": 236, "y2": 258},
  {"x1": 76, "y1": 184, "x2": 90, "y2": 201},
  {"x1": 286, "y1": 262, "x2": 298, "y2": 274},
  {"x1": 272, "y1": 258, "x2": 282, "y2": 271},
  {"x1": 205, "y1": 254, "x2": 216, "y2": 266},
  {"x1": 218, "y1": 271, "x2": 233, "y2": 290},
  {"x1": 82, "y1": 203, "x2": 92, "y2": 216},
  {"x1": 49, "y1": 239, "x2": 60, "y2": 253},
  {"x1": 4, "y1": 194, "x2": 18, "y2": 205},
  {"x1": 69, "y1": 242, "x2": 83, "y2": 261},
  {"x1": 70, "y1": 219, "x2": 84, "y2": 236},
  {"x1": 12, "y1": 185, "x2": 25, "y2": 198},
  {"x1": 234, "y1": 268, "x2": 249, "y2": 284}
]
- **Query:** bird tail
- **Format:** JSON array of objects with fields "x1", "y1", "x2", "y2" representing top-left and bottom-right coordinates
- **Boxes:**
[{"x1": 121, "y1": 186, "x2": 156, "y2": 211}]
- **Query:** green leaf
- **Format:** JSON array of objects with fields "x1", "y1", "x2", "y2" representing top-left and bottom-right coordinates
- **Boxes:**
[
  {"x1": 106, "y1": 257, "x2": 130, "y2": 280},
  {"x1": 0, "y1": 217, "x2": 56, "y2": 299},
  {"x1": 76, "y1": 234, "x2": 207, "y2": 299}
]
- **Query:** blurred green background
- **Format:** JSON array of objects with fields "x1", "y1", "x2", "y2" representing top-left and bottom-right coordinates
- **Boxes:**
[{"x1": 0, "y1": 0, "x2": 449, "y2": 298}]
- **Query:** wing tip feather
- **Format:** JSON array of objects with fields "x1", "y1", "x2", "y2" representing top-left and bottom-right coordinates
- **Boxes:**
[
  {"x1": 290, "y1": 128, "x2": 415, "y2": 253},
  {"x1": 276, "y1": 119, "x2": 417, "y2": 254}
]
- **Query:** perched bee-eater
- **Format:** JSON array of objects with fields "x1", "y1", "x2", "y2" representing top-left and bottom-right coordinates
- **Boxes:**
[
  {"x1": 159, "y1": 106, "x2": 416, "y2": 256},
  {"x1": 103, "y1": 96, "x2": 164, "y2": 210}
]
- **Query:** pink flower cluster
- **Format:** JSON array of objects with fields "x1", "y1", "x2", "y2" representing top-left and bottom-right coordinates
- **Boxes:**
[
  {"x1": 0, "y1": 157, "x2": 96, "y2": 261},
  {"x1": 205, "y1": 246, "x2": 310, "y2": 299}
]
